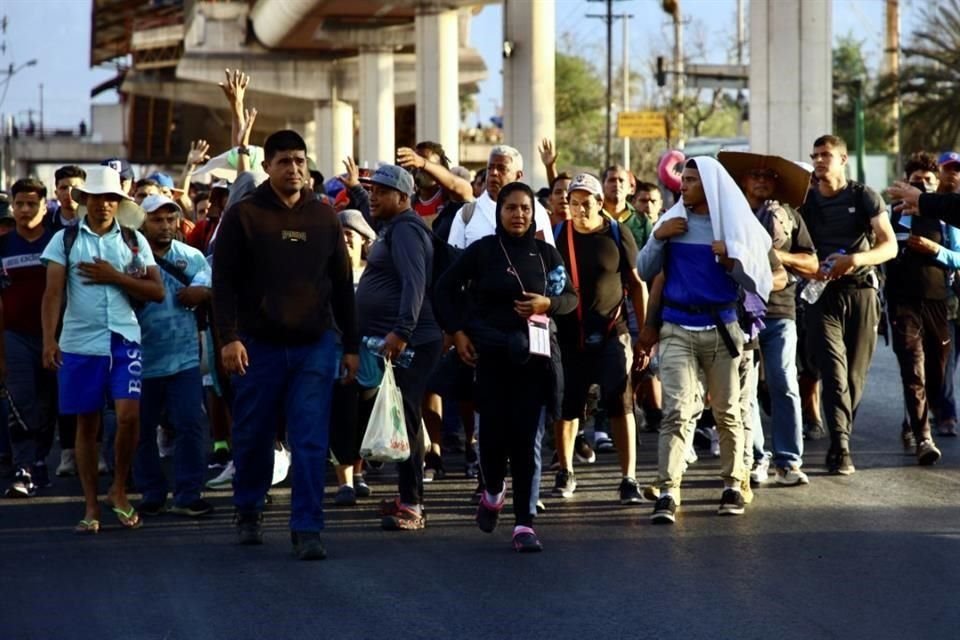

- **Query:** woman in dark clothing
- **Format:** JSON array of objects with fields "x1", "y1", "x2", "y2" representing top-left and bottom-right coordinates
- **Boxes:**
[{"x1": 435, "y1": 182, "x2": 577, "y2": 552}]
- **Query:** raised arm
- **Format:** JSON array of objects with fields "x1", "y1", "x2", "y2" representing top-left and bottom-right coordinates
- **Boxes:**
[{"x1": 397, "y1": 147, "x2": 474, "y2": 202}]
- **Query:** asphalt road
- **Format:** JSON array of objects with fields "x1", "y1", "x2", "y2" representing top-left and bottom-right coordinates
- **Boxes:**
[{"x1": 3, "y1": 345, "x2": 960, "y2": 640}]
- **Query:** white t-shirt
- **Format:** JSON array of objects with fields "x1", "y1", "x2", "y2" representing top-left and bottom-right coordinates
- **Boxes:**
[{"x1": 447, "y1": 190, "x2": 556, "y2": 249}]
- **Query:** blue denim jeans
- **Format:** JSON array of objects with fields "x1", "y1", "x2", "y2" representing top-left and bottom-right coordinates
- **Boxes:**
[
  {"x1": 758, "y1": 318, "x2": 804, "y2": 468},
  {"x1": 230, "y1": 331, "x2": 338, "y2": 532},
  {"x1": 134, "y1": 367, "x2": 205, "y2": 507},
  {"x1": 4, "y1": 332, "x2": 58, "y2": 468}
]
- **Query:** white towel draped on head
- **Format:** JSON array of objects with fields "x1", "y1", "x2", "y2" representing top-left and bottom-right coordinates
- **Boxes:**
[{"x1": 652, "y1": 156, "x2": 773, "y2": 301}]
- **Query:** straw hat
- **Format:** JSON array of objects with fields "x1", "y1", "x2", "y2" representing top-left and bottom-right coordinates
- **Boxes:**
[
  {"x1": 717, "y1": 151, "x2": 812, "y2": 208},
  {"x1": 72, "y1": 166, "x2": 145, "y2": 228}
]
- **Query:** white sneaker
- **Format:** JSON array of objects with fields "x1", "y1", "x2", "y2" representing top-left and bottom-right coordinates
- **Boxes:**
[
  {"x1": 206, "y1": 461, "x2": 235, "y2": 490},
  {"x1": 709, "y1": 428, "x2": 721, "y2": 458},
  {"x1": 97, "y1": 453, "x2": 109, "y2": 475},
  {"x1": 750, "y1": 455, "x2": 770, "y2": 484},
  {"x1": 56, "y1": 449, "x2": 77, "y2": 477},
  {"x1": 683, "y1": 445, "x2": 698, "y2": 472},
  {"x1": 775, "y1": 465, "x2": 809, "y2": 486},
  {"x1": 157, "y1": 426, "x2": 175, "y2": 459},
  {"x1": 272, "y1": 445, "x2": 291, "y2": 486}
]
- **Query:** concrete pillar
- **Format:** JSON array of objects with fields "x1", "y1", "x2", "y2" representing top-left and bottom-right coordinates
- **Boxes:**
[
  {"x1": 749, "y1": 0, "x2": 832, "y2": 161},
  {"x1": 313, "y1": 99, "x2": 354, "y2": 181},
  {"x1": 503, "y1": 0, "x2": 555, "y2": 189},
  {"x1": 358, "y1": 48, "x2": 396, "y2": 169},
  {"x1": 415, "y1": 8, "x2": 459, "y2": 163}
]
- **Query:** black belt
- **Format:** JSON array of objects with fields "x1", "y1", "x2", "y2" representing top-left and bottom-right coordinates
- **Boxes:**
[{"x1": 663, "y1": 297, "x2": 740, "y2": 358}]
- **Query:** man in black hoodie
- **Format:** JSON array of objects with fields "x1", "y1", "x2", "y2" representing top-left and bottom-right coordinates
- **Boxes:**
[{"x1": 213, "y1": 130, "x2": 359, "y2": 560}]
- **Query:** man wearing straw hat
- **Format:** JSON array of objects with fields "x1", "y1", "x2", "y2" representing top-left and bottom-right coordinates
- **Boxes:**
[
  {"x1": 719, "y1": 152, "x2": 820, "y2": 486},
  {"x1": 40, "y1": 166, "x2": 164, "y2": 534}
]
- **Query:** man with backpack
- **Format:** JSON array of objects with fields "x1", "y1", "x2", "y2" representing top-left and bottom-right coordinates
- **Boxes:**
[
  {"x1": 356, "y1": 164, "x2": 443, "y2": 531},
  {"x1": 800, "y1": 135, "x2": 897, "y2": 475},
  {"x1": 40, "y1": 166, "x2": 165, "y2": 533},
  {"x1": 133, "y1": 194, "x2": 213, "y2": 517},
  {"x1": 552, "y1": 173, "x2": 648, "y2": 504}
]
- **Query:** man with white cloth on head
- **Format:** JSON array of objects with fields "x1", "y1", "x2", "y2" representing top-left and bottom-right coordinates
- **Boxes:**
[{"x1": 637, "y1": 156, "x2": 773, "y2": 524}]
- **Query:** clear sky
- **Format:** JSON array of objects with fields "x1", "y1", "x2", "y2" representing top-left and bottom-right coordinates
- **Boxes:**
[{"x1": 0, "y1": 0, "x2": 926, "y2": 130}]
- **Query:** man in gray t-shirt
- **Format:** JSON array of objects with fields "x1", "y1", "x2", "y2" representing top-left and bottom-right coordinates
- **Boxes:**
[{"x1": 799, "y1": 135, "x2": 896, "y2": 475}]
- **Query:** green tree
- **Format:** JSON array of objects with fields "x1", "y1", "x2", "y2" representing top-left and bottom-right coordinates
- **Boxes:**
[
  {"x1": 834, "y1": 35, "x2": 891, "y2": 152},
  {"x1": 877, "y1": 0, "x2": 960, "y2": 152},
  {"x1": 555, "y1": 50, "x2": 607, "y2": 170}
]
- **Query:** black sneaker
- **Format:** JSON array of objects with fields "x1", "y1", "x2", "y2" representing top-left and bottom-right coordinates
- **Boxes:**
[
  {"x1": 917, "y1": 438, "x2": 942, "y2": 466},
  {"x1": 574, "y1": 433, "x2": 596, "y2": 464},
  {"x1": 650, "y1": 494, "x2": 677, "y2": 524},
  {"x1": 333, "y1": 484, "x2": 357, "y2": 506},
  {"x1": 826, "y1": 448, "x2": 856, "y2": 475},
  {"x1": 424, "y1": 451, "x2": 446, "y2": 482},
  {"x1": 170, "y1": 499, "x2": 215, "y2": 517},
  {"x1": 552, "y1": 469, "x2": 576, "y2": 498},
  {"x1": 139, "y1": 499, "x2": 167, "y2": 517},
  {"x1": 4, "y1": 468, "x2": 36, "y2": 499},
  {"x1": 717, "y1": 488, "x2": 745, "y2": 516},
  {"x1": 291, "y1": 531, "x2": 327, "y2": 560},
  {"x1": 31, "y1": 462, "x2": 51, "y2": 489},
  {"x1": 208, "y1": 448, "x2": 231, "y2": 470},
  {"x1": 618, "y1": 477, "x2": 643, "y2": 505},
  {"x1": 476, "y1": 492, "x2": 504, "y2": 533},
  {"x1": 355, "y1": 477, "x2": 371, "y2": 498},
  {"x1": 235, "y1": 511, "x2": 264, "y2": 545}
]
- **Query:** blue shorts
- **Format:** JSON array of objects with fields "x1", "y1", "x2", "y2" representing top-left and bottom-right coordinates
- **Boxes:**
[{"x1": 59, "y1": 333, "x2": 143, "y2": 414}]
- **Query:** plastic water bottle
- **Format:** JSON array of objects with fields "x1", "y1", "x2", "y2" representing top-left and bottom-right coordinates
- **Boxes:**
[
  {"x1": 125, "y1": 247, "x2": 147, "y2": 278},
  {"x1": 800, "y1": 250, "x2": 845, "y2": 304},
  {"x1": 362, "y1": 336, "x2": 415, "y2": 368}
]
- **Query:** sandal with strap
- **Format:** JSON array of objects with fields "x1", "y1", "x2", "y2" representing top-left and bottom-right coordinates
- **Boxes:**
[
  {"x1": 74, "y1": 519, "x2": 100, "y2": 535},
  {"x1": 110, "y1": 505, "x2": 142, "y2": 529},
  {"x1": 512, "y1": 526, "x2": 543, "y2": 553}
]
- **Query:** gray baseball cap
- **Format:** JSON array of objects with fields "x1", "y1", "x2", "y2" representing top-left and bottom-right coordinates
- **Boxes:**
[
  {"x1": 339, "y1": 209, "x2": 376, "y2": 242},
  {"x1": 370, "y1": 164, "x2": 414, "y2": 196}
]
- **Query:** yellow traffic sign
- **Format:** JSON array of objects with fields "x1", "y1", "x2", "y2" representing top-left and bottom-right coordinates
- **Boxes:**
[{"x1": 617, "y1": 111, "x2": 667, "y2": 138}]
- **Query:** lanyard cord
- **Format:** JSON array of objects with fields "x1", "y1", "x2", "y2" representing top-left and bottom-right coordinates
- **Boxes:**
[{"x1": 498, "y1": 237, "x2": 546, "y2": 297}]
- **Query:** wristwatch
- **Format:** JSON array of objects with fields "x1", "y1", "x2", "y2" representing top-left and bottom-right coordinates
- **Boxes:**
[{"x1": 237, "y1": 145, "x2": 251, "y2": 156}]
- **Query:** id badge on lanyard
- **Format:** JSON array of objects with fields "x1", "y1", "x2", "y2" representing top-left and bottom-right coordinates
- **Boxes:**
[
  {"x1": 499, "y1": 239, "x2": 550, "y2": 359},
  {"x1": 528, "y1": 314, "x2": 551, "y2": 357}
]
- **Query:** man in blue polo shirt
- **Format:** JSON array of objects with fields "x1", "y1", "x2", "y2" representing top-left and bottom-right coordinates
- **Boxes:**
[
  {"x1": 134, "y1": 194, "x2": 213, "y2": 518},
  {"x1": 40, "y1": 166, "x2": 165, "y2": 534}
]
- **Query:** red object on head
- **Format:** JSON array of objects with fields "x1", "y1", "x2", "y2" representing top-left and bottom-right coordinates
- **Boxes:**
[{"x1": 658, "y1": 149, "x2": 686, "y2": 193}]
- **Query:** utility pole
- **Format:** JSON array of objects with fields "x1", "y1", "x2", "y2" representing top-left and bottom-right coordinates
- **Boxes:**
[
  {"x1": 622, "y1": 14, "x2": 631, "y2": 168},
  {"x1": 587, "y1": 0, "x2": 626, "y2": 168},
  {"x1": 38, "y1": 82, "x2": 43, "y2": 135},
  {"x1": 672, "y1": 2, "x2": 684, "y2": 149},
  {"x1": 735, "y1": 0, "x2": 745, "y2": 136},
  {"x1": 885, "y1": 0, "x2": 901, "y2": 174}
]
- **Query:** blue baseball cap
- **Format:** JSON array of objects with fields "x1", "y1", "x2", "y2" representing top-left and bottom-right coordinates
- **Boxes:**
[
  {"x1": 146, "y1": 171, "x2": 177, "y2": 190},
  {"x1": 938, "y1": 151, "x2": 960, "y2": 168},
  {"x1": 101, "y1": 157, "x2": 134, "y2": 181}
]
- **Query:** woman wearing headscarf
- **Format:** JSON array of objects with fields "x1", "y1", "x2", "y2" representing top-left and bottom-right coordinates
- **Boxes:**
[{"x1": 435, "y1": 182, "x2": 577, "y2": 552}]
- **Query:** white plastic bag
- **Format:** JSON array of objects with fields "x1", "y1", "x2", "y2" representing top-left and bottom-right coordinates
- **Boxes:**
[{"x1": 359, "y1": 361, "x2": 410, "y2": 462}]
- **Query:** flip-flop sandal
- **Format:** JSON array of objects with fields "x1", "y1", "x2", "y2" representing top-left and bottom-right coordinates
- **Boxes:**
[
  {"x1": 110, "y1": 505, "x2": 142, "y2": 529},
  {"x1": 74, "y1": 519, "x2": 100, "y2": 535}
]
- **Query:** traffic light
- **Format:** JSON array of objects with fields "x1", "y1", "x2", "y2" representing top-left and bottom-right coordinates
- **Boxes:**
[{"x1": 656, "y1": 56, "x2": 666, "y2": 87}]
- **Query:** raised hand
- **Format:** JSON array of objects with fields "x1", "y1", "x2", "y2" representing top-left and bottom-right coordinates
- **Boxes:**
[
  {"x1": 538, "y1": 138, "x2": 557, "y2": 168},
  {"x1": 186, "y1": 139, "x2": 211, "y2": 168}
]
